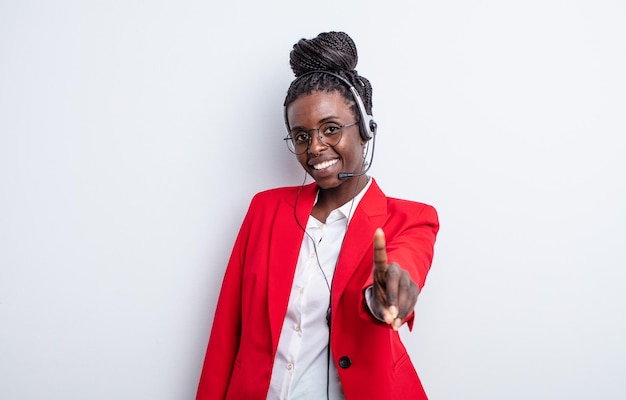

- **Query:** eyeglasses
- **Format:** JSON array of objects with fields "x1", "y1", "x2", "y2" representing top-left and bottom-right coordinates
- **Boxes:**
[{"x1": 284, "y1": 121, "x2": 358, "y2": 155}]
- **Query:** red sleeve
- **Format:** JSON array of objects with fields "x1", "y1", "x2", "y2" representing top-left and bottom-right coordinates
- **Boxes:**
[
  {"x1": 196, "y1": 197, "x2": 257, "y2": 400},
  {"x1": 361, "y1": 203, "x2": 439, "y2": 330},
  {"x1": 386, "y1": 204, "x2": 439, "y2": 291}
]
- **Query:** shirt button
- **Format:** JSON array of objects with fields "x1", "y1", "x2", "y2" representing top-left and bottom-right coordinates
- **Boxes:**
[
  {"x1": 287, "y1": 363, "x2": 293, "y2": 371},
  {"x1": 299, "y1": 287, "x2": 304, "y2": 294},
  {"x1": 295, "y1": 325, "x2": 301, "y2": 332},
  {"x1": 338, "y1": 356, "x2": 351, "y2": 369}
]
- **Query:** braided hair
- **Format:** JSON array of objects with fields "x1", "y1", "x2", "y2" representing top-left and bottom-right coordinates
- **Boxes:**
[{"x1": 284, "y1": 32, "x2": 374, "y2": 124}]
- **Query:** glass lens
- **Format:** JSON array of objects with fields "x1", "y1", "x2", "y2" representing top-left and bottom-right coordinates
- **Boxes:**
[
  {"x1": 285, "y1": 136, "x2": 306, "y2": 154},
  {"x1": 318, "y1": 123, "x2": 343, "y2": 147}
]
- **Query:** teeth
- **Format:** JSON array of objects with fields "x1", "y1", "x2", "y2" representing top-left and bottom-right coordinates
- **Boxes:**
[{"x1": 312, "y1": 159, "x2": 338, "y2": 170}]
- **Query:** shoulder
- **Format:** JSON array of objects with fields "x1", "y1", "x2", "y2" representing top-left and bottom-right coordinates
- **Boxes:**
[
  {"x1": 387, "y1": 196, "x2": 437, "y2": 215},
  {"x1": 250, "y1": 184, "x2": 313, "y2": 203},
  {"x1": 245, "y1": 183, "x2": 317, "y2": 213},
  {"x1": 368, "y1": 178, "x2": 438, "y2": 218},
  {"x1": 386, "y1": 197, "x2": 439, "y2": 230},
  {"x1": 254, "y1": 185, "x2": 306, "y2": 198}
]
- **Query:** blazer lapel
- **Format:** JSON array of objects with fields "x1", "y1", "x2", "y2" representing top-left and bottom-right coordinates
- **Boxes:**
[
  {"x1": 331, "y1": 180, "x2": 388, "y2": 318},
  {"x1": 267, "y1": 183, "x2": 317, "y2": 351}
]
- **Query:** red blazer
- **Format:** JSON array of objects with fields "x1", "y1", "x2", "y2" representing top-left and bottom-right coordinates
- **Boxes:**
[{"x1": 197, "y1": 179, "x2": 439, "y2": 399}]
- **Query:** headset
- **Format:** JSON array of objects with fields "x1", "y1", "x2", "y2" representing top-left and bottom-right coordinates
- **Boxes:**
[{"x1": 283, "y1": 70, "x2": 378, "y2": 142}]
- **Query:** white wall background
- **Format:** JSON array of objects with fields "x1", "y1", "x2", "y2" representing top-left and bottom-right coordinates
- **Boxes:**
[{"x1": 1, "y1": 1, "x2": 624, "y2": 399}]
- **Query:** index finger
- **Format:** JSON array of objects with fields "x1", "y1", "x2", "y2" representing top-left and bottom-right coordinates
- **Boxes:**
[{"x1": 373, "y1": 228, "x2": 388, "y2": 272}]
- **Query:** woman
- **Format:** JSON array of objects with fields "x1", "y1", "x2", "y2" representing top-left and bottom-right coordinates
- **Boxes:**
[{"x1": 197, "y1": 31, "x2": 439, "y2": 400}]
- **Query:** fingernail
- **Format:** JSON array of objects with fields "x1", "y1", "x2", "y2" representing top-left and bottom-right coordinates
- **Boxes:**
[
  {"x1": 389, "y1": 306, "x2": 398, "y2": 319},
  {"x1": 393, "y1": 318, "x2": 402, "y2": 331}
]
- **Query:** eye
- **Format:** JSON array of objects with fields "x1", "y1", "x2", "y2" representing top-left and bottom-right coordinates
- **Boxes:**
[
  {"x1": 322, "y1": 124, "x2": 342, "y2": 136},
  {"x1": 293, "y1": 131, "x2": 310, "y2": 144}
]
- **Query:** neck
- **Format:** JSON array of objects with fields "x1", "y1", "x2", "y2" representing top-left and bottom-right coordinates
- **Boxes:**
[{"x1": 312, "y1": 175, "x2": 368, "y2": 222}]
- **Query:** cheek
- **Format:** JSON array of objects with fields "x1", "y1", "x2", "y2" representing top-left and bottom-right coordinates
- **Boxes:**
[
  {"x1": 346, "y1": 144, "x2": 364, "y2": 162},
  {"x1": 296, "y1": 154, "x2": 308, "y2": 167}
]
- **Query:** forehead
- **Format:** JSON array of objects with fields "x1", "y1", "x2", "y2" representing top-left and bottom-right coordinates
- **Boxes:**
[{"x1": 286, "y1": 90, "x2": 354, "y2": 127}]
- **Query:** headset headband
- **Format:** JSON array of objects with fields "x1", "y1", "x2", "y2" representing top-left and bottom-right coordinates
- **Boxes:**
[{"x1": 284, "y1": 70, "x2": 377, "y2": 141}]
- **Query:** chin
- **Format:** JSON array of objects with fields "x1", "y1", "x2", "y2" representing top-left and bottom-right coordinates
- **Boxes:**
[{"x1": 311, "y1": 177, "x2": 344, "y2": 190}]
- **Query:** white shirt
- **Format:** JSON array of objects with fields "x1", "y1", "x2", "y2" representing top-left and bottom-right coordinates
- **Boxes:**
[{"x1": 267, "y1": 178, "x2": 372, "y2": 400}]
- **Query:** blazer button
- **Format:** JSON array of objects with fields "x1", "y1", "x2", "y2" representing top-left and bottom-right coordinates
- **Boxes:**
[{"x1": 338, "y1": 356, "x2": 351, "y2": 369}]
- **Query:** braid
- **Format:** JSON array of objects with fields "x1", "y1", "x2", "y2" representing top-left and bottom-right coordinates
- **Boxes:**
[
  {"x1": 343, "y1": 70, "x2": 373, "y2": 116},
  {"x1": 285, "y1": 31, "x2": 373, "y2": 117}
]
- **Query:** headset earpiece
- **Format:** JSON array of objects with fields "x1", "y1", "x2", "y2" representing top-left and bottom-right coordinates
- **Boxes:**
[{"x1": 370, "y1": 120, "x2": 378, "y2": 136}]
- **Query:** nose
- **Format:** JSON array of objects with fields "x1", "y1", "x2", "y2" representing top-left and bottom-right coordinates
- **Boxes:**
[{"x1": 307, "y1": 130, "x2": 328, "y2": 155}]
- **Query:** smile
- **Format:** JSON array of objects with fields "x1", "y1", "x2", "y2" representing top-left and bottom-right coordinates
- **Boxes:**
[{"x1": 311, "y1": 159, "x2": 339, "y2": 170}]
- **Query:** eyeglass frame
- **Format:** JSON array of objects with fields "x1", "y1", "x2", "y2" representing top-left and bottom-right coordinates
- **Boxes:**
[{"x1": 283, "y1": 121, "x2": 359, "y2": 155}]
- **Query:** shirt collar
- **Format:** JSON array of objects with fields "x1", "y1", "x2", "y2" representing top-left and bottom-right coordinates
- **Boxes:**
[{"x1": 314, "y1": 176, "x2": 373, "y2": 224}]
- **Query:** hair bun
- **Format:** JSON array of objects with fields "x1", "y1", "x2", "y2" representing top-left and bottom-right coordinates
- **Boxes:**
[{"x1": 289, "y1": 31, "x2": 358, "y2": 77}]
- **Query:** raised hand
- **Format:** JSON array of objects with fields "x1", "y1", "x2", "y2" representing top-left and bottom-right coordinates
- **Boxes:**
[{"x1": 371, "y1": 228, "x2": 419, "y2": 330}]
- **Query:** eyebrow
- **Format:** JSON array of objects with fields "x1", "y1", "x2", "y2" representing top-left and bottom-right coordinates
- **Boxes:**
[{"x1": 290, "y1": 115, "x2": 343, "y2": 131}]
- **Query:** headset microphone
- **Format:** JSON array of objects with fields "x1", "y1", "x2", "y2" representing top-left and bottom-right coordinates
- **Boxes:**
[
  {"x1": 338, "y1": 163, "x2": 371, "y2": 180},
  {"x1": 338, "y1": 172, "x2": 357, "y2": 180},
  {"x1": 338, "y1": 160, "x2": 371, "y2": 179}
]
